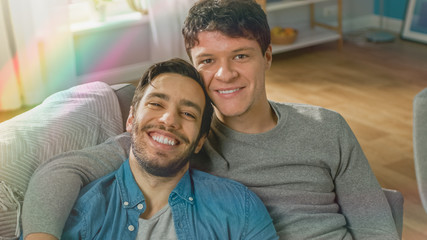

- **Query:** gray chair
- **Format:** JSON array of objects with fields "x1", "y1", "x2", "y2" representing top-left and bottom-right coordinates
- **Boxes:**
[{"x1": 414, "y1": 88, "x2": 427, "y2": 213}]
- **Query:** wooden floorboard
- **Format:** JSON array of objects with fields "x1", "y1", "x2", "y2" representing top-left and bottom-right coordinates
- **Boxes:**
[{"x1": 266, "y1": 36, "x2": 427, "y2": 239}]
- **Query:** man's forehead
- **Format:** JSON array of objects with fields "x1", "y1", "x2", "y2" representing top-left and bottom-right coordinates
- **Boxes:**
[
  {"x1": 144, "y1": 74, "x2": 205, "y2": 105},
  {"x1": 193, "y1": 46, "x2": 258, "y2": 57},
  {"x1": 149, "y1": 73, "x2": 199, "y2": 86},
  {"x1": 190, "y1": 32, "x2": 261, "y2": 56}
]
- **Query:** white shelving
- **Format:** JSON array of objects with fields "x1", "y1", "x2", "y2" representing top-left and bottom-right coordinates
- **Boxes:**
[
  {"x1": 266, "y1": 0, "x2": 337, "y2": 12},
  {"x1": 272, "y1": 27, "x2": 340, "y2": 54},
  {"x1": 266, "y1": 0, "x2": 342, "y2": 54}
]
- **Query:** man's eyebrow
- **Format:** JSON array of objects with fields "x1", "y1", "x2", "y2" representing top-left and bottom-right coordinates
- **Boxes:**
[
  {"x1": 180, "y1": 99, "x2": 202, "y2": 115},
  {"x1": 194, "y1": 47, "x2": 257, "y2": 59},
  {"x1": 232, "y1": 47, "x2": 256, "y2": 53},
  {"x1": 194, "y1": 53, "x2": 213, "y2": 60},
  {"x1": 146, "y1": 92, "x2": 169, "y2": 101}
]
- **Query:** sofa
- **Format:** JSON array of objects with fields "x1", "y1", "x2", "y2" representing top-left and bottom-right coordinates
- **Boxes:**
[
  {"x1": 414, "y1": 87, "x2": 427, "y2": 213},
  {"x1": 0, "y1": 82, "x2": 403, "y2": 239},
  {"x1": 0, "y1": 82, "x2": 134, "y2": 240}
]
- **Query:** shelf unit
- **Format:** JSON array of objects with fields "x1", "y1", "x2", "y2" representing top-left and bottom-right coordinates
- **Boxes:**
[{"x1": 266, "y1": 0, "x2": 343, "y2": 54}]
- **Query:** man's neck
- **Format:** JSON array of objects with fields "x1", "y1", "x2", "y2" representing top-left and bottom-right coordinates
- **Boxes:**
[
  {"x1": 216, "y1": 99, "x2": 277, "y2": 134},
  {"x1": 129, "y1": 158, "x2": 188, "y2": 219}
]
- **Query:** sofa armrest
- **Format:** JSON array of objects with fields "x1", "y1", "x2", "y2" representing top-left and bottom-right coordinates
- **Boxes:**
[{"x1": 414, "y1": 87, "x2": 427, "y2": 213}]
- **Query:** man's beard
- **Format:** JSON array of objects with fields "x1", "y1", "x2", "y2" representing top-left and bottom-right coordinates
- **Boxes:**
[{"x1": 131, "y1": 123, "x2": 198, "y2": 177}]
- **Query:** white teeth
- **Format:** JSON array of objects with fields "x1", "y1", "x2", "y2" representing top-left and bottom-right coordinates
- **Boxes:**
[
  {"x1": 218, "y1": 88, "x2": 239, "y2": 94},
  {"x1": 152, "y1": 135, "x2": 176, "y2": 146}
]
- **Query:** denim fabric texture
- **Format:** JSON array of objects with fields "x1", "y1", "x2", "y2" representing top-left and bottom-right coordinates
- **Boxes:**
[{"x1": 61, "y1": 159, "x2": 278, "y2": 240}]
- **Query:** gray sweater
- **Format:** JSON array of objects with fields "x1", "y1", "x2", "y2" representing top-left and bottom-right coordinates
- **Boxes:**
[{"x1": 22, "y1": 101, "x2": 399, "y2": 239}]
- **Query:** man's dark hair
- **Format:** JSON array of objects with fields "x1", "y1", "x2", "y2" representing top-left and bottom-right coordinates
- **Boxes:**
[
  {"x1": 131, "y1": 58, "x2": 213, "y2": 138},
  {"x1": 182, "y1": 0, "x2": 270, "y2": 60}
]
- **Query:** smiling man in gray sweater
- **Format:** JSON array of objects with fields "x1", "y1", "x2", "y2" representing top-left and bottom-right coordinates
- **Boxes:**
[{"x1": 22, "y1": 1, "x2": 399, "y2": 239}]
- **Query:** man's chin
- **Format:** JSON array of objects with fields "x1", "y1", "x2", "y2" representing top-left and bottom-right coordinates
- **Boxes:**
[
  {"x1": 141, "y1": 162, "x2": 188, "y2": 178},
  {"x1": 132, "y1": 147, "x2": 190, "y2": 178}
]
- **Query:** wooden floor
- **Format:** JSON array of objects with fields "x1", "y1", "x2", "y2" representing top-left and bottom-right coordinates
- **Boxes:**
[
  {"x1": 266, "y1": 34, "x2": 427, "y2": 240},
  {"x1": 1, "y1": 32, "x2": 426, "y2": 239}
]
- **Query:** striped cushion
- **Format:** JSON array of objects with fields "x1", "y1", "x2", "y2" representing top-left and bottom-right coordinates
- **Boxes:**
[{"x1": 0, "y1": 81, "x2": 123, "y2": 239}]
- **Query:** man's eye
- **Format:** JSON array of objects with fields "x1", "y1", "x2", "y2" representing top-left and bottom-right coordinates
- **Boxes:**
[
  {"x1": 148, "y1": 102, "x2": 162, "y2": 108},
  {"x1": 201, "y1": 59, "x2": 213, "y2": 64},
  {"x1": 235, "y1": 54, "x2": 247, "y2": 60},
  {"x1": 183, "y1": 112, "x2": 196, "y2": 119}
]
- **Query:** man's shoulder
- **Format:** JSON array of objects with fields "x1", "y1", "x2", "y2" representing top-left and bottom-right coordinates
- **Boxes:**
[
  {"x1": 190, "y1": 169, "x2": 248, "y2": 192},
  {"x1": 272, "y1": 101, "x2": 340, "y2": 115},
  {"x1": 270, "y1": 101, "x2": 344, "y2": 124}
]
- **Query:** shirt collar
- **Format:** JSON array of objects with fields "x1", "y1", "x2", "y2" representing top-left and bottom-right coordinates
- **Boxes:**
[
  {"x1": 116, "y1": 159, "x2": 144, "y2": 208},
  {"x1": 170, "y1": 169, "x2": 195, "y2": 205},
  {"x1": 116, "y1": 159, "x2": 195, "y2": 208}
]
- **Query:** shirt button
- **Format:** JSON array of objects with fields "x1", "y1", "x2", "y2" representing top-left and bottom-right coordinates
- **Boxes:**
[
  {"x1": 137, "y1": 204, "x2": 144, "y2": 210},
  {"x1": 123, "y1": 201, "x2": 129, "y2": 206},
  {"x1": 128, "y1": 225, "x2": 135, "y2": 231},
  {"x1": 188, "y1": 197, "x2": 193, "y2": 201}
]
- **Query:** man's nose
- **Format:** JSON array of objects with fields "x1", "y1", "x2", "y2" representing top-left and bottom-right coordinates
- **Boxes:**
[
  {"x1": 158, "y1": 111, "x2": 180, "y2": 128},
  {"x1": 215, "y1": 61, "x2": 238, "y2": 82}
]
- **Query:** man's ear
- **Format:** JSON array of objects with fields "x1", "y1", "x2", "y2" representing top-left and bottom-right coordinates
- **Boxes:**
[
  {"x1": 126, "y1": 107, "x2": 134, "y2": 133},
  {"x1": 194, "y1": 134, "x2": 207, "y2": 154},
  {"x1": 264, "y1": 44, "x2": 272, "y2": 70}
]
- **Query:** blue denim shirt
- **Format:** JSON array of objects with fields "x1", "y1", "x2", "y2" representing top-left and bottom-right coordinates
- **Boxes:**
[{"x1": 61, "y1": 159, "x2": 278, "y2": 240}]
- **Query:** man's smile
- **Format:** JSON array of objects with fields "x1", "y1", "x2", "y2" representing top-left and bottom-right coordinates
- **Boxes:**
[
  {"x1": 217, "y1": 88, "x2": 242, "y2": 95},
  {"x1": 148, "y1": 131, "x2": 180, "y2": 147},
  {"x1": 151, "y1": 133, "x2": 177, "y2": 146}
]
